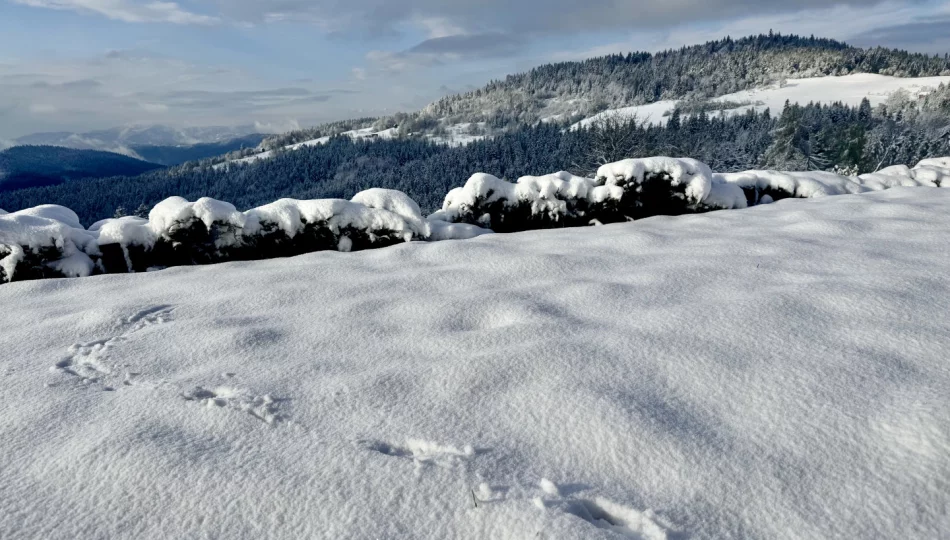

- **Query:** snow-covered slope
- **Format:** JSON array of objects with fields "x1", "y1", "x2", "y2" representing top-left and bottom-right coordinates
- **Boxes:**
[
  {"x1": 572, "y1": 74, "x2": 950, "y2": 128},
  {"x1": 712, "y1": 73, "x2": 950, "y2": 116},
  {"x1": 2, "y1": 187, "x2": 949, "y2": 539},
  {"x1": 214, "y1": 127, "x2": 399, "y2": 170},
  {"x1": 573, "y1": 100, "x2": 680, "y2": 128},
  {"x1": 216, "y1": 123, "x2": 487, "y2": 170}
]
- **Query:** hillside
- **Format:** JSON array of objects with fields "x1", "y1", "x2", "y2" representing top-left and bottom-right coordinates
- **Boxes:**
[
  {"x1": 263, "y1": 33, "x2": 950, "y2": 150},
  {"x1": 1, "y1": 187, "x2": 948, "y2": 538},
  {"x1": 0, "y1": 146, "x2": 163, "y2": 192}
]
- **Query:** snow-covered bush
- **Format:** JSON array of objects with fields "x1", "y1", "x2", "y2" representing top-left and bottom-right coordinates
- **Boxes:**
[
  {"x1": 61, "y1": 189, "x2": 436, "y2": 278},
  {"x1": 0, "y1": 206, "x2": 98, "y2": 283},
  {"x1": 437, "y1": 159, "x2": 718, "y2": 233}
]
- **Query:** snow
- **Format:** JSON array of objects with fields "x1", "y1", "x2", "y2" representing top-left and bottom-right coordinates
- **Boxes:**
[
  {"x1": 149, "y1": 196, "x2": 246, "y2": 234},
  {"x1": 572, "y1": 100, "x2": 680, "y2": 129},
  {"x1": 597, "y1": 157, "x2": 713, "y2": 204},
  {"x1": 427, "y1": 123, "x2": 487, "y2": 147},
  {"x1": 573, "y1": 74, "x2": 950, "y2": 129},
  {"x1": 711, "y1": 73, "x2": 950, "y2": 116},
  {"x1": 350, "y1": 188, "x2": 430, "y2": 238},
  {"x1": 426, "y1": 219, "x2": 494, "y2": 241},
  {"x1": 214, "y1": 127, "x2": 402, "y2": 170},
  {"x1": 0, "y1": 205, "x2": 98, "y2": 279},
  {"x1": 2, "y1": 187, "x2": 949, "y2": 538}
]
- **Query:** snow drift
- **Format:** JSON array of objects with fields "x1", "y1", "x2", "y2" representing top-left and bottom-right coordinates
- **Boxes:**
[{"x1": 3, "y1": 157, "x2": 949, "y2": 283}]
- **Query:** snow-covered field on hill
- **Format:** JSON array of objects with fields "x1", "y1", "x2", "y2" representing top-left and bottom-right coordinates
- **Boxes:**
[
  {"x1": 2, "y1": 187, "x2": 949, "y2": 539},
  {"x1": 712, "y1": 73, "x2": 950, "y2": 116},
  {"x1": 215, "y1": 122, "x2": 484, "y2": 170},
  {"x1": 573, "y1": 73, "x2": 950, "y2": 128}
]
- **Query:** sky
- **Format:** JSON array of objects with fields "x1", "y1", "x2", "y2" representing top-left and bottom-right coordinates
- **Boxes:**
[{"x1": 1, "y1": 0, "x2": 950, "y2": 140}]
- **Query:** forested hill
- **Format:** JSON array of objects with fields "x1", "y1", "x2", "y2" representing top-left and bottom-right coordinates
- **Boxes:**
[
  {"x1": 0, "y1": 146, "x2": 163, "y2": 192},
  {"x1": 266, "y1": 33, "x2": 950, "y2": 148}
]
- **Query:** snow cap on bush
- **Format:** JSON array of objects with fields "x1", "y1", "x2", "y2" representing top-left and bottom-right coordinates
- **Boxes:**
[
  {"x1": 596, "y1": 157, "x2": 714, "y2": 204},
  {"x1": 0, "y1": 205, "x2": 98, "y2": 280},
  {"x1": 350, "y1": 188, "x2": 430, "y2": 238},
  {"x1": 149, "y1": 196, "x2": 246, "y2": 236}
]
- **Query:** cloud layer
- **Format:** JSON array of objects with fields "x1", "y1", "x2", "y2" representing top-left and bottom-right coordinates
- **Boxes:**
[
  {"x1": 12, "y1": 0, "x2": 219, "y2": 24},
  {"x1": 3, "y1": 0, "x2": 949, "y2": 139}
]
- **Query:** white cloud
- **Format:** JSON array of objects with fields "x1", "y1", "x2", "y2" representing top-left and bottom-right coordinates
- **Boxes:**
[
  {"x1": 0, "y1": 51, "x2": 393, "y2": 138},
  {"x1": 548, "y1": 1, "x2": 941, "y2": 61},
  {"x1": 12, "y1": 0, "x2": 219, "y2": 24}
]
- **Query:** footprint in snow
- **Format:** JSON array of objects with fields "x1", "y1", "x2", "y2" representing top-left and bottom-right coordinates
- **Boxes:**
[
  {"x1": 534, "y1": 479, "x2": 672, "y2": 540},
  {"x1": 51, "y1": 305, "x2": 175, "y2": 389},
  {"x1": 182, "y1": 385, "x2": 287, "y2": 425},
  {"x1": 358, "y1": 438, "x2": 481, "y2": 470}
]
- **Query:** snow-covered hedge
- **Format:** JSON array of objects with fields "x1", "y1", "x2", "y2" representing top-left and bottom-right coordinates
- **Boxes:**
[
  {"x1": 1, "y1": 189, "x2": 490, "y2": 283},
  {"x1": 3, "y1": 157, "x2": 949, "y2": 284},
  {"x1": 431, "y1": 158, "x2": 732, "y2": 232},
  {"x1": 437, "y1": 157, "x2": 950, "y2": 231}
]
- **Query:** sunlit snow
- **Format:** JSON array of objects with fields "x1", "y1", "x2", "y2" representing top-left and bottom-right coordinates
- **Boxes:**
[{"x1": 2, "y1": 187, "x2": 949, "y2": 538}]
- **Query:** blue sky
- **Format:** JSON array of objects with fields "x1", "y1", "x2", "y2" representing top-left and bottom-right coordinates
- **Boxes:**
[{"x1": 2, "y1": 0, "x2": 950, "y2": 140}]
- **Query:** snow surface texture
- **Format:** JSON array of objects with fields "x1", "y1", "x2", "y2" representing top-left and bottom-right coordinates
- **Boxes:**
[
  {"x1": 572, "y1": 74, "x2": 950, "y2": 128},
  {"x1": 1, "y1": 187, "x2": 949, "y2": 538},
  {"x1": 4, "y1": 157, "x2": 950, "y2": 283}
]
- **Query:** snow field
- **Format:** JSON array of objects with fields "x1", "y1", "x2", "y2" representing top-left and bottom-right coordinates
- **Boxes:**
[
  {"x1": 1, "y1": 187, "x2": 949, "y2": 538},
  {"x1": 571, "y1": 74, "x2": 950, "y2": 128}
]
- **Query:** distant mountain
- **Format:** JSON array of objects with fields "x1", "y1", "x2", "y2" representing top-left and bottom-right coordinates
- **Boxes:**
[
  {"x1": 129, "y1": 134, "x2": 268, "y2": 166},
  {"x1": 0, "y1": 146, "x2": 163, "y2": 192},
  {"x1": 15, "y1": 125, "x2": 265, "y2": 156}
]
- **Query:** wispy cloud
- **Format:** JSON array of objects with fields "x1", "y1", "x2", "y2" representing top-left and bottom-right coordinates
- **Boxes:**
[{"x1": 12, "y1": 0, "x2": 219, "y2": 24}]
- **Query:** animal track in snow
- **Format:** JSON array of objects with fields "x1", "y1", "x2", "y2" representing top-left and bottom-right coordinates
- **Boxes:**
[
  {"x1": 359, "y1": 438, "x2": 477, "y2": 469},
  {"x1": 182, "y1": 386, "x2": 286, "y2": 424},
  {"x1": 535, "y1": 479, "x2": 671, "y2": 540},
  {"x1": 51, "y1": 305, "x2": 175, "y2": 388}
]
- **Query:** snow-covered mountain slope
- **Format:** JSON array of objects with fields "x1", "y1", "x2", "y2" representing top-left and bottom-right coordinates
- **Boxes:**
[
  {"x1": 2, "y1": 187, "x2": 949, "y2": 539},
  {"x1": 712, "y1": 73, "x2": 950, "y2": 116},
  {"x1": 573, "y1": 74, "x2": 950, "y2": 128},
  {"x1": 215, "y1": 123, "x2": 486, "y2": 170},
  {"x1": 214, "y1": 127, "x2": 399, "y2": 170},
  {"x1": 573, "y1": 100, "x2": 681, "y2": 128}
]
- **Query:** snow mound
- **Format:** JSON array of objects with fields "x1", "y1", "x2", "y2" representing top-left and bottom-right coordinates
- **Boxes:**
[
  {"x1": 426, "y1": 219, "x2": 494, "y2": 241},
  {"x1": 596, "y1": 157, "x2": 714, "y2": 204},
  {"x1": 0, "y1": 205, "x2": 98, "y2": 282},
  {"x1": 350, "y1": 188, "x2": 430, "y2": 238},
  {"x1": 713, "y1": 170, "x2": 867, "y2": 205}
]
